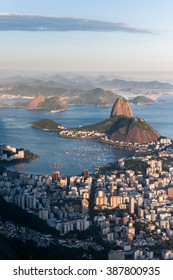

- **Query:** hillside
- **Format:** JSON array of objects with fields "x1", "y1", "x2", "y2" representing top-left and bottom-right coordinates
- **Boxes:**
[
  {"x1": 101, "y1": 79, "x2": 173, "y2": 90},
  {"x1": 0, "y1": 80, "x2": 87, "y2": 97},
  {"x1": 26, "y1": 94, "x2": 68, "y2": 112},
  {"x1": 107, "y1": 117, "x2": 160, "y2": 143},
  {"x1": 11, "y1": 101, "x2": 27, "y2": 108},
  {"x1": 130, "y1": 96, "x2": 154, "y2": 105},
  {"x1": 76, "y1": 116, "x2": 160, "y2": 144},
  {"x1": 32, "y1": 119, "x2": 64, "y2": 131},
  {"x1": 0, "y1": 196, "x2": 86, "y2": 260},
  {"x1": 0, "y1": 196, "x2": 58, "y2": 236},
  {"x1": 71, "y1": 88, "x2": 119, "y2": 106},
  {"x1": 26, "y1": 94, "x2": 46, "y2": 109},
  {"x1": 38, "y1": 97, "x2": 68, "y2": 111}
]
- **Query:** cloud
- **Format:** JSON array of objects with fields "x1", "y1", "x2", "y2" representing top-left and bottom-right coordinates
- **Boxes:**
[{"x1": 0, "y1": 14, "x2": 154, "y2": 34}]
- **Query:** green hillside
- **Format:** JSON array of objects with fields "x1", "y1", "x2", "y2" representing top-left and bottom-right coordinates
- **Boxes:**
[
  {"x1": 72, "y1": 88, "x2": 119, "y2": 106},
  {"x1": 38, "y1": 97, "x2": 68, "y2": 111},
  {"x1": 130, "y1": 96, "x2": 154, "y2": 105},
  {"x1": 11, "y1": 102, "x2": 27, "y2": 107},
  {"x1": 32, "y1": 118, "x2": 64, "y2": 131},
  {"x1": 4, "y1": 83, "x2": 83, "y2": 97}
]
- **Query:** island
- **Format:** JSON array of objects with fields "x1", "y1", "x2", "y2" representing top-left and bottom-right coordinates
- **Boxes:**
[
  {"x1": 130, "y1": 95, "x2": 154, "y2": 105},
  {"x1": 26, "y1": 94, "x2": 68, "y2": 112},
  {"x1": 32, "y1": 118, "x2": 64, "y2": 131}
]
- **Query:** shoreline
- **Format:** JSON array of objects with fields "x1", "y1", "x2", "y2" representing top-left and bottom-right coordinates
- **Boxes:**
[
  {"x1": 32, "y1": 126, "x2": 144, "y2": 151},
  {"x1": 57, "y1": 133, "x2": 98, "y2": 140},
  {"x1": 0, "y1": 147, "x2": 39, "y2": 170},
  {"x1": 0, "y1": 156, "x2": 38, "y2": 169},
  {"x1": 98, "y1": 138, "x2": 136, "y2": 150}
]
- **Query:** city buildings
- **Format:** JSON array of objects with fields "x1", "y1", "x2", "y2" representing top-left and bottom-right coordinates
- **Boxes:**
[{"x1": 1, "y1": 137, "x2": 173, "y2": 259}]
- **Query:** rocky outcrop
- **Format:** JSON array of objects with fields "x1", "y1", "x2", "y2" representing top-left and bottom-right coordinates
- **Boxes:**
[
  {"x1": 110, "y1": 97, "x2": 133, "y2": 118},
  {"x1": 38, "y1": 97, "x2": 68, "y2": 111},
  {"x1": 107, "y1": 117, "x2": 160, "y2": 144},
  {"x1": 26, "y1": 94, "x2": 68, "y2": 112},
  {"x1": 26, "y1": 93, "x2": 46, "y2": 109}
]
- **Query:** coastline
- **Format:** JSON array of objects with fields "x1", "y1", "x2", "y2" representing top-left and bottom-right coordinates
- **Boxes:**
[
  {"x1": 0, "y1": 151, "x2": 39, "y2": 169},
  {"x1": 57, "y1": 133, "x2": 98, "y2": 140},
  {"x1": 98, "y1": 138, "x2": 136, "y2": 150},
  {"x1": 32, "y1": 125, "x2": 145, "y2": 151}
]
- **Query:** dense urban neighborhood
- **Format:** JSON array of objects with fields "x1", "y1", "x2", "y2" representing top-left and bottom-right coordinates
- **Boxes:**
[{"x1": 1, "y1": 136, "x2": 173, "y2": 259}]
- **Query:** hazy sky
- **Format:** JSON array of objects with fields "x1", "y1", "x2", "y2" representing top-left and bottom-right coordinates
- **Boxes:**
[{"x1": 0, "y1": 0, "x2": 173, "y2": 74}]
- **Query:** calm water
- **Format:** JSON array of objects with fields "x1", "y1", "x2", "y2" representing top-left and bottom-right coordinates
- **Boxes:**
[
  {"x1": 0, "y1": 104, "x2": 127, "y2": 175},
  {"x1": 0, "y1": 95, "x2": 173, "y2": 175},
  {"x1": 132, "y1": 95, "x2": 173, "y2": 139}
]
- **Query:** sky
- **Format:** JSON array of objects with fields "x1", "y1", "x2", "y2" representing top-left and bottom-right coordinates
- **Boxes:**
[{"x1": 0, "y1": 0, "x2": 173, "y2": 75}]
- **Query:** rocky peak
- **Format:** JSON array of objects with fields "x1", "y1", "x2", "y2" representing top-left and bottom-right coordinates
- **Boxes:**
[
  {"x1": 26, "y1": 93, "x2": 46, "y2": 109},
  {"x1": 110, "y1": 97, "x2": 133, "y2": 118}
]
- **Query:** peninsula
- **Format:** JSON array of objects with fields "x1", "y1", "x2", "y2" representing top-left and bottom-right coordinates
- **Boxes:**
[
  {"x1": 0, "y1": 144, "x2": 38, "y2": 168},
  {"x1": 32, "y1": 118, "x2": 64, "y2": 131},
  {"x1": 130, "y1": 95, "x2": 154, "y2": 105}
]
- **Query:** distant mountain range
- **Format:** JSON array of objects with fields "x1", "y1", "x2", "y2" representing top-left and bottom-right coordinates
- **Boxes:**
[
  {"x1": 1, "y1": 74, "x2": 173, "y2": 93},
  {"x1": 100, "y1": 79, "x2": 173, "y2": 90},
  {"x1": 1, "y1": 74, "x2": 173, "y2": 110},
  {"x1": 0, "y1": 82, "x2": 84, "y2": 97}
]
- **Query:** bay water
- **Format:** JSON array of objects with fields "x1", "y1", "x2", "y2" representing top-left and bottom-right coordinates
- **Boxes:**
[{"x1": 0, "y1": 95, "x2": 173, "y2": 175}]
